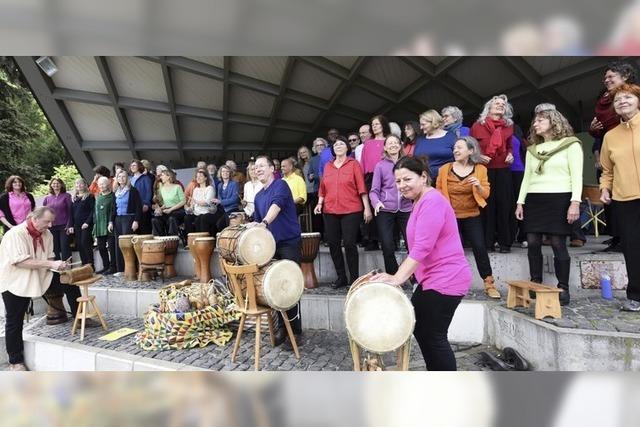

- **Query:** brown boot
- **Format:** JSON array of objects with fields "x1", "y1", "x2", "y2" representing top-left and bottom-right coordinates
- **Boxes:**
[{"x1": 484, "y1": 276, "x2": 501, "y2": 299}]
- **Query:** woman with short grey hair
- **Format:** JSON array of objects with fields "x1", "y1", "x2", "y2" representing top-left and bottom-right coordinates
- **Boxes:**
[
  {"x1": 441, "y1": 106, "x2": 470, "y2": 137},
  {"x1": 436, "y1": 136, "x2": 498, "y2": 298}
]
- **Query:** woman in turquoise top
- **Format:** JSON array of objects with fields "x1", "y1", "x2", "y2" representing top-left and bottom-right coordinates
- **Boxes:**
[
  {"x1": 152, "y1": 169, "x2": 186, "y2": 236},
  {"x1": 515, "y1": 105, "x2": 583, "y2": 306}
]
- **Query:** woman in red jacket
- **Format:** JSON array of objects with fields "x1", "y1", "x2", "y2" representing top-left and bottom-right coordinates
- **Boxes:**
[
  {"x1": 314, "y1": 136, "x2": 373, "y2": 289},
  {"x1": 470, "y1": 94, "x2": 515, "y2": 253}
]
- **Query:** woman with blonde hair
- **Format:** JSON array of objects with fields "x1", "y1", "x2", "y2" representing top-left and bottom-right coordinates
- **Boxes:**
[
  {"x1": 152, "y1": 169, "x2": 186, "y2": 236},
  {"x1": 109, "y1": 170, "x2": 142, "y2": 273},
  {"x1": 515, "y1": 105, "x2": 583, "y2": 306},
  {"x1": 414, "y1": 109, "x2": 456, "y2": 179},
  {"x1": 243, "y1": 161, "x2": 263, "y2": 219}
]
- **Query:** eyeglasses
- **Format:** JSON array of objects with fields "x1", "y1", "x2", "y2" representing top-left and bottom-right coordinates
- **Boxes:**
[{"x1": 348, "y1": 138, "x2": 359, "y2": 142}]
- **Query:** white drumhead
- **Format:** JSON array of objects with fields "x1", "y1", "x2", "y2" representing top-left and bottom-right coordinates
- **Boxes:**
[
  {"x1": 344, "y1": 282, "x2": 415, "y2": 353},
  {"x1": 301, "y1": 232, "x2": 321, "y2": 238},
  {"x1": 261, "y1": 260, "x2": 304, "y2": 310},
  {"x1": 237, "y1": 227, "x2": 276, "y2": 266},
  {"x1": 156, "y1": 235, "x2": 180, "y2": 241}
]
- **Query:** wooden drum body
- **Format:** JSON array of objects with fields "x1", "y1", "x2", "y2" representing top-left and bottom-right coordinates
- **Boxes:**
[
  {"x1": 118, "y1": 234, "x2": 138, "y2": 281},
  {"x1": 155, "y1": 235, "x2": 180, "y2": 278},
  {"x1": 193, "y1": 237, "x2": 215, "y2": 283},
  {"x1": 216, "y1": 225, "x2": 275, "y2": 266},
  {"x1": 142, "y1": 240, "x2": 166, "y2": 265},
  {"x1": 187, "y1": 232, "x2": 210, "y2": 279},
  {"x1": 131, "y1": 234, "x2": 155, "y2": 281},
  {"x1": 300, "y1": 232, "x2": 321, "y2": 289},
  {"x1": 241, "y1": 260, "x2": 304, "y2": 311},
  {"x1": 344, "y1": 273, "x2": 415, "y2": 354}
]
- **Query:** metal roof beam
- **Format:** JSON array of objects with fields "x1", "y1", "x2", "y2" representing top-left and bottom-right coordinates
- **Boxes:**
[
  {"x1": 161, "y1": 58, "x2": 185, "y2": 165},
  {"x1": 262, "y1": 57, "x2": 296, "y2": 150},
  {"x1": 94, "y1": 56, "x2": 138, "y2": 159},
  {"x1": 222, "y1": 56, "x2": 231, "y2": 154}
]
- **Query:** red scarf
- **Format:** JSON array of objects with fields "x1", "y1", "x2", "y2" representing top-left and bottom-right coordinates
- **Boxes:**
[
  {"x1": 26, "y1": 218, "x2": 44, "y2": 253},
  {"x1": 483, "y1": 118, "x2": 508, "y2": 158}
]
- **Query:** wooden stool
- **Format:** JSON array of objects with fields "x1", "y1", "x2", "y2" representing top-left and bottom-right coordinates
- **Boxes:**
[
  {"x1": 222, "y1": 260, "x2": 300, "y2": 371},
  {"x1": 506, "y1": 280, "x2": 563, "y2": 320},
  {"x1": 581, "y1": 185, "x2": 607, "y2": 237},
  {"x1": 71, "y1": 276, "x2": 108, "y2": 341}
]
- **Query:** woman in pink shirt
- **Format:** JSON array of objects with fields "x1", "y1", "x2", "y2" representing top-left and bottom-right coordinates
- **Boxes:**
[
  {"x1": 0, "y1": 175, "x2": 35, "y2": 233},
  {"x1": 371, "y1": 156, "x2": 472, "y2": 371}
]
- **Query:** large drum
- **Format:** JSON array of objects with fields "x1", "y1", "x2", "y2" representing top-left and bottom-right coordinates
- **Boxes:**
[
  {"x1": 141, "y1": 239, "x2": 166, "y2": 265},
  {"x1": 155, "y1": 235, "x2": 180, "y2": 278},
  {"x1": 131, "y1": 234, "x2": 155, "y2": 281},
  {"x1": 118, "y1": 234, "x2": 138, "y2": 281},
  {"x1": 216, "y1": 225, "x2": 275, "y2": 266},
  {"x1": 300, "y1": 232, "x2": 321, "y2": 289},
  {"x1": 240, "y1": 260, "x2": 304, "y2": 311},
  {"x1": 228, "y1": 212, "x2": 247, "y2": 227},
  {"x1": 187, "y1": 232, "x2": 210, "y2": 279},
  {"x1": 344, "y1": 272, "x2": 415, "y2": 354},
  {"x1": 193, "y1": 237, "x2": 215, "y2": 283}
]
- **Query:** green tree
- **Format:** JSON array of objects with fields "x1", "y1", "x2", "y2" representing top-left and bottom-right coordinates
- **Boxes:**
[
  {"x1": 33, "y1": 164, "x2": 82, "y2": 197},
  {"x1": 0, "y1": 57, "x2": 71, "y2": 191}
]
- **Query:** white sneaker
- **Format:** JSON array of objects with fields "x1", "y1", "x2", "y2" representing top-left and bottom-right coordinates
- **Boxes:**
[
  {"x1": 8, "y1": 363, "x2": 28, "y2": 371},
  {"x1": 521, "y1": 242, "x2": 528, "y2": 248}
]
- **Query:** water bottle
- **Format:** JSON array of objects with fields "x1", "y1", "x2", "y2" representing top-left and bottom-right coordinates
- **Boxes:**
[{"x1": 600, "y1": 273, "x2": 613, "y2": 300}]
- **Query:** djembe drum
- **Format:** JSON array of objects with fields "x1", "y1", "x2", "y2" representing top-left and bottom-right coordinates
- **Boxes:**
[
  {"x1": 187, "y1": 232, "x2": 210, "y2": 279},
  {"x1": 131, "y1": 234, "x2": 155, "y2": 281},
  {"x1": 155, "y1": 235, "x2": 180, "y2": 278},
  {"x1": 228, "y1": 212, "x2": 247, "y2": 227},
  {"x1": 141, "y1": 239, "x2": 166, "y2": 280},
  {"x1": 344, "y1": 271, "x2": 415, "y2": 371},
  {"x1": 216, "y1": 225, "x2": 275, "y2": 266},
  {"x1": 118, "y1": 234, "x2": 138, "y2": 281},
  {"x1": 239, "y1": 259, "x2": 304, "y2": 311},
  {"x1": 300, "y1": 232, "x2": 321, "y2": 289},
  {"x1": 193, "y1": 237, "x2": 215, "y2": 283}
]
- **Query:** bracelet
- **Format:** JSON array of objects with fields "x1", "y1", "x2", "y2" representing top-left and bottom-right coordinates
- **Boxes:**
[{"x1": 262, "y1": 219, "x2": 269, "y2": 226}]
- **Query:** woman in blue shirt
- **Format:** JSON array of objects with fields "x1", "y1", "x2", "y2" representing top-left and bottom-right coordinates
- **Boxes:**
[
  {"x1": 216, "y1": 165, "x2": 240, "y2": 213},
  {"x1": 414, "y1": 109, "x2": 456, "y2": 180}
]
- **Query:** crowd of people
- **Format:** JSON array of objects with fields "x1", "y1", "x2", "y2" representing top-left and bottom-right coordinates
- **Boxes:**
[{"x1": 2, "y1": 60, "x2": 640, "y2": 371}]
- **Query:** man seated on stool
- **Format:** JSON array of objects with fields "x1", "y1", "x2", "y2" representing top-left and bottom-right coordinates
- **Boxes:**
[
  {"x1": 251, "y1": 155, "x2": 303, "y2": 345},
  {"x1": 0, "y1": 206, "x2": 68, "y2": 371}
]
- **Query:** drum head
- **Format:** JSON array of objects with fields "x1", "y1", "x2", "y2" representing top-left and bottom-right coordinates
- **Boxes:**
[
  {"x1": 237, "y1": 227, "x2": 276, "y2": 266},
  {"x1": 344, "y1": 282, "x2": 415, "y2": 353},
  {"x1": 262, "y1": 260, "x2": 304, "y2": 310}
]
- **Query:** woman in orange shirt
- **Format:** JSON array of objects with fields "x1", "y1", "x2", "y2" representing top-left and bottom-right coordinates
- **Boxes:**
[{"x1": 436, "y1": 136, "x2": 497, "y2": 299}]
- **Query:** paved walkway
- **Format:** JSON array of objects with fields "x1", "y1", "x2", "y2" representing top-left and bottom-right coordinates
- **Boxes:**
[{"x1": 23, "y1": 314, "x2": 493, "y2": 371}]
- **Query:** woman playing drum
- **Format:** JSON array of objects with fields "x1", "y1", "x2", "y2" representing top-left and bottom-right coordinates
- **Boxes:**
[{"x1": 370, "y1": 156, "x2": 471, "y2": 371}]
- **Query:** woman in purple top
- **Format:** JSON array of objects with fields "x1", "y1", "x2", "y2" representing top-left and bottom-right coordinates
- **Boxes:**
[
  {"x1": 371, "y1": 156, "x2": 472, "y2": 371},
  {"x1": 369, "y1": 135, "x2": 412, "y2": 274},
  {"x1": 42, "y1": 177, "x2": 73, "y2": 262}
]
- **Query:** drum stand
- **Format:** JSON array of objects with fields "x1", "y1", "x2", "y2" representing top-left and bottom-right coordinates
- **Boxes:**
[
  {"x1": 71, "y1": 277, "x2": 108, "y2": 341},
  {"x1": 348, "y1": 337, "x2": 411, "y2": 371},
  {"x1": 222, "y1": 260, "x2": 300, "y2": 371}
]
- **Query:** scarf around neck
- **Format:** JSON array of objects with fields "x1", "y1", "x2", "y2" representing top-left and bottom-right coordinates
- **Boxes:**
[
  {"x1": 483, "y1": 118, "x2": 508, "y2": 157},
  {"x1": 26, "y1": 218, "x2": 44, "y2": 253},
  {"x1": 444, "y1": 122, "x2": 462, "y2": 136},
  {"x1": 527, "y1": 136, "x2": 581, "y2": 174}
]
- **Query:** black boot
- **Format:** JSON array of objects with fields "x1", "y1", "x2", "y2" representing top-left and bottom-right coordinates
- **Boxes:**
[
  {"x1": 554, "y1": 258, "x2": 571, "y2": 306},
  {"x1": 528, "y1": 252, "x2": 543, "y2": 299}
]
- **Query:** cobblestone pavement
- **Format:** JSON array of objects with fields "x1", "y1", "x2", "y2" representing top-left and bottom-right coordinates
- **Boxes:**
[{"x1": 24, "y1": 314, "x2": 492, "y2": 371}]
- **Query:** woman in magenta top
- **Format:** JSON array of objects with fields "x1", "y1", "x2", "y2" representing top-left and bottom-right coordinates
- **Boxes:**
[
  {"x1": 0, "y1": 175, "x2": 35, "y2": 233},
  {"x1": 371, "y1": 156, "x2": 471, "y2": 371}
]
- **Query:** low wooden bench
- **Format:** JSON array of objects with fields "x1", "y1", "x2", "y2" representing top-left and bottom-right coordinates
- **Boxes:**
[{"x1": 506, "y1": 280, "x2": 563, "y2": 320}]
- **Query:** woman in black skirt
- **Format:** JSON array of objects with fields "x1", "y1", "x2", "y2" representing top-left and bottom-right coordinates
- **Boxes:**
[{"x1": 515, "y1": 105, "x2": 583, "y2": 305}]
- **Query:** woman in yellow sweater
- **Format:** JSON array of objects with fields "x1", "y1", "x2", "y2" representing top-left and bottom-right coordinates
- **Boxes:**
[
  {"x1": 600, "y1": 83, "x2": 640, "y2": 312},
  {"x1": 436, "y1": 136, "x2": 497, "y2": 298},
  {"x1": 515, "y1": 106, "x2": 583, "y2": 306}
]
